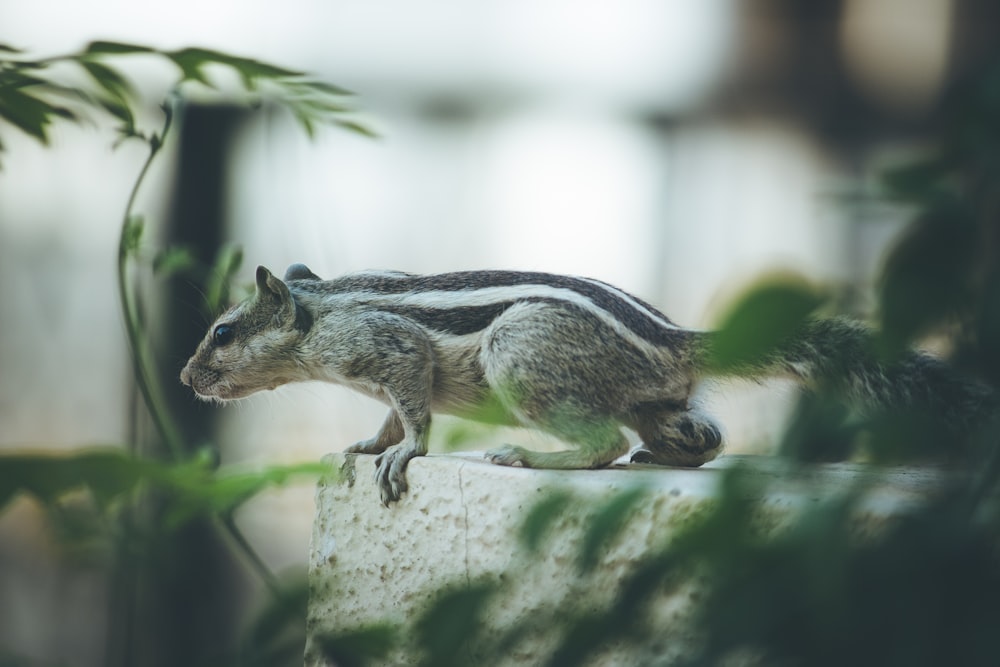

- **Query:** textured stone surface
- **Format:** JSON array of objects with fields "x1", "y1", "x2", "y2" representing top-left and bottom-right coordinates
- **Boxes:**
[{"x1": 305, "y1": 452, "x2": 941, "y2": 666}]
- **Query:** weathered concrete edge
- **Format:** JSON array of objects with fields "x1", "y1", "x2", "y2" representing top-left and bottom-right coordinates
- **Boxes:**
[{"x1": 305, "y1": 453, "x2": 945, "y2": 666}]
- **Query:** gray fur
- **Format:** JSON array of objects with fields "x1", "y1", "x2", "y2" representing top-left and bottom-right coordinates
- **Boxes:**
[
  {"x1": 717, "y1": 318, "x2": 999, "y2": 433},
  {"x1": 180, "y1": 264, "x2": 996, "y2": 505}
]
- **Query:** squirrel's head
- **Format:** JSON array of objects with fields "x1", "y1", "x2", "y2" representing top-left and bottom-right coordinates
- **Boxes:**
[{"x1": 180, "y1": 265, "x2": 314, "y2": 401}]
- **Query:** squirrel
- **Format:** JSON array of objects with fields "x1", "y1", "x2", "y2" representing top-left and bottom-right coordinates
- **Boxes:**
[{"x1": 181, "y1": 264, "x2": 996, "y2": 505}]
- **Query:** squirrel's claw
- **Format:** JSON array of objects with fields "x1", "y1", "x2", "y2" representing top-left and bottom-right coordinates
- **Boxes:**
[{"x1": 373, "y1": 443, "x2": 417, "y2": 505}]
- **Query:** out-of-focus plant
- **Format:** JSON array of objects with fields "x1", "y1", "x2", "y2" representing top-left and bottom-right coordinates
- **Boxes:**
[
  {"x1": 7, "y1": 36, "x2": 1000, "y2": 667},
  {"x1": 316, "y1": 57, "x2": 1000, "y2": 667},
  {"x1": 2, "y1": 39, "x2": 373, "y2": 457},
  {"x1": 667, "y1": 56, "x2": 1000, "y2": 667},
  {"x1": 0, "y1": 41, "x2": 373, "y2": 667}
]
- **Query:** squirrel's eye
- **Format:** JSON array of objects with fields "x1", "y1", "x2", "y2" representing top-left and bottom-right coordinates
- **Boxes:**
[{"x1": 213, "y1": 324, "x2": 235, "y2": 347}]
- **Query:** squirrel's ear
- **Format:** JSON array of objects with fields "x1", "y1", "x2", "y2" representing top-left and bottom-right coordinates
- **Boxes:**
[
  {"x1": 284, "y1": 263, "x2": 321, "y2": 281},
  {"x1": 255, "y1": 265, "x2": 293, "y2": 308}
]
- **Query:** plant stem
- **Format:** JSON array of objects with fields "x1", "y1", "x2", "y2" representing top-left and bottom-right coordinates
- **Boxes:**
[
  {"x1": 220, "y1": 513, "x2": 284, "y2": 597},
  {"x1": 116, "y1": 99, "x2": 185, "y2": 460},
  {"x1": 115, "y1": 95, "x2": 286, "y2": 605}
]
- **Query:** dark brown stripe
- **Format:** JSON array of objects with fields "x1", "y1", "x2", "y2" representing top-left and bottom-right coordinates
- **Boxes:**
[{"x1": 298, "y1": 270, "x2": 680, "y2": 346}]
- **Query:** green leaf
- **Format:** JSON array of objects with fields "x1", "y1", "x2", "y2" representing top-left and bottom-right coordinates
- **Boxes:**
[
  {"x1": 577, "y1": 487, "x2": 648, "y2": 572},
  {"x1": 0, "y1": 87, "x2": 68, "y2": 144},
  {"x1": 79, "y1": 59, "x2": 136, "y2": 103},
  {"x1": 519, "y1": 490, "x2": 574, "y2": 552},
  {"x1": 333, "y1": 118, "x2": 379, "y2": 139},
  {"x1": 167, "y1": 48, "x2": 303, "y2": 90},
  {"x1": 237, "y1": 578, "x2": 312, "y2": 667},
  {"x1": 121, "y1": 214, "x2": 144, "y2": 255},
  {"x1": 0, "y1": 449, "x2": 328, "y2": 528},
  {"x1": 0, "y1": 449, "x2": 147, "y2": 511},
  {"x1": 881, "y1": 153, "x2": 956, "y2": 201},
  {"x1": 71, "y1": 450, "x2": 148, "y2": 507},
  {"x1": 159, "y1": 461, "x2": 329, "y2": 528},
  {"x1": 244, "y1": 578, "x2": 308, "y2": 648},
  {"x1": 293, "y1": 80, "x2": 355, "y2": 97},
  {"x1": 975, "y1": 271, "x2": 1000, "y2": 385},
  {"x1": 189, "y1": 48, "x2": 301, "y2": 80},
  {"x1": 0, "y1": 42, "x2": 371, "y2": 164},
  {"x1": 48, "y1": 105, "x2": 78, "y2": 121},
  {"x1": 707, "y1": 274, "x2": 828, "y2": 372},
  {"x1": 548, "y1": 610, "x2": 631, "y2": 667},
  {"x1": 290, "y1": 107, "x2": 316, "y2": 139},
  {"x1": 289, "y1": 95, "x2": 352, "y2": 115},
  {"x1": 0, "y1": 72, "x2": 47, "y2": 91},
  {"x1": 778, "y1": 392, "x2": 857, "y2": 462},
  {"x1": 415, "y1": 583, "x2": 497, "y2": 666},
  {"x1": 204, "y1": 244, "x2": 244, "y2": 315},
  {"x1": 84, "y1": 41, "x2": 156, "y2": 56},
  {"x1": 167, "y1": 48, "x2": 214, "y2": 87},
  {"x1": 98, "y1": 96, "x2": 136, "y2": 133},
  {"x1": 318, "y1": 624, "x2": 398, "y2": 667},
  {"x1": 224, "y1": 56, "x2": 303, "y2": 90},
  {"x1": 152, "y1": 245, "x2": 196, "y2": 276},
  {"x1": 877, "y1": 196, "x2": 977, "y2": 352}
]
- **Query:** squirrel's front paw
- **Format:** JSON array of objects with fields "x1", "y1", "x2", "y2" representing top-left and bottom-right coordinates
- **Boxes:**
[
  {"x1": 373, "y1": 443, "x2": 419, "y2": 505},
  {"x1": 485, "y1": 445, "x2": 530, "y2": 468}
]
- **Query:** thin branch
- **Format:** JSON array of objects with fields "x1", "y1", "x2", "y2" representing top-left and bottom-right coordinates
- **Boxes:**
[
  {"x1": 219, "y1": 513, "x2": 284, "y2": 597},
  {"x1": 116, "y1": 97, "x2": 184, "y2": 460}
]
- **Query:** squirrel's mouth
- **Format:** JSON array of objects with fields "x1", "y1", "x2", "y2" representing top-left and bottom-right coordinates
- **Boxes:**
[
  {"x1": 180, "y1": 360, "x2": 286, "y2": 402},
  {"x1": 191, "y1": 385, "x2": 241, "y2": 403},
  {"x1": 193, "y1": 380, "x2": 255, "y2": 402},
  {"x1": 181, "y1": 365, "x2": 249, "y2": 402}
]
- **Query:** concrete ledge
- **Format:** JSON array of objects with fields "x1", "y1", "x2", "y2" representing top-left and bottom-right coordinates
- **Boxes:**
[{"x1": 305, "y1": 452, "x2": 941, "y2": 666}]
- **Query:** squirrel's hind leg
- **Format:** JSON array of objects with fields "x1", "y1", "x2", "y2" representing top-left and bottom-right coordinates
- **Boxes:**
[
  {"x1": 630, "y1": 406, "x2": 723, "y2": 467},
  {"x1": 485, "y1": 413, "x2": 629, "y2": 469},
  {"x1": 479, "y1": 300, "x2": 635, "y2": 469}
]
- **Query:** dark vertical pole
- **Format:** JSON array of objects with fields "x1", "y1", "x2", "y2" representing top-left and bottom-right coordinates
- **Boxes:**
[
  {"x1": 141, "y1": 103, "x2": 250, "y2": 667},
  {"x1": 162, "y1": 103, "x2": 248, "y2": 446}
]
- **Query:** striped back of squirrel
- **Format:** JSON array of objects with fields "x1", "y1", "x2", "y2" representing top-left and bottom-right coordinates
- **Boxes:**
[
  {"x1": 290, "y1": 269, "x2": 996, "y2": 430},
  {"x1": 290, "y1": 269, "x2": 695, "y2": 351}
]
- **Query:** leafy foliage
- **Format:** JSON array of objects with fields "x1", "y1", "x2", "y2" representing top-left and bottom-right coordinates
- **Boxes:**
[
  {"x1": 414, "y1": 583, "x2": 499, "y2": 667},
  {"x1": 317, "y1": 624, "x2": 399, "y2": 667},
  {"x1": 0, "y1": 448, "x2": 328, "y2": 541},
  {"x1": 0, "y1": 40, "x2": 373, "y2": 163},
  {"x1": 0, "y1": 40, "x2": 370, "y2": 667},
  {"x1": 518, "y1": 488, "x2": 575, "y2": 552},
  {"x1": 876, "y1": 64, "x2": 1000, "y2": 365},
  {"x1": 6, "y1": 33, "x2": 1000, "y2": 667},
  {"x1": 314, "y1": 54, "x2": 1000, "y2": 667},
  {"x1": 677, "y1": 477, "x2": 1000, "y2": 667},
  {"x1": 232, "y1": 577, "x2": 316, "y2": 667},
  {"x1": 706, "y1": 273, "x2": 828, "y2": 372},
  {"x1": 667, "y1": 58, "x2": 1000, "y2": 666},
  {"x1": 576, "y1": 485, "x2": 647, "y2": 572}
]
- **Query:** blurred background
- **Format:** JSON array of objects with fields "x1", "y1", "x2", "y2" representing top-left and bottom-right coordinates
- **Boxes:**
[{"x1": 2, "y1": 1, "x2": 998, "y2": 665}]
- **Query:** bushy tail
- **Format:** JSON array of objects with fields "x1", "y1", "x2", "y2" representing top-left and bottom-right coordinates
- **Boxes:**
[{"x1": 692, "y1": 317, "x2": 997, "y2": 434}]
